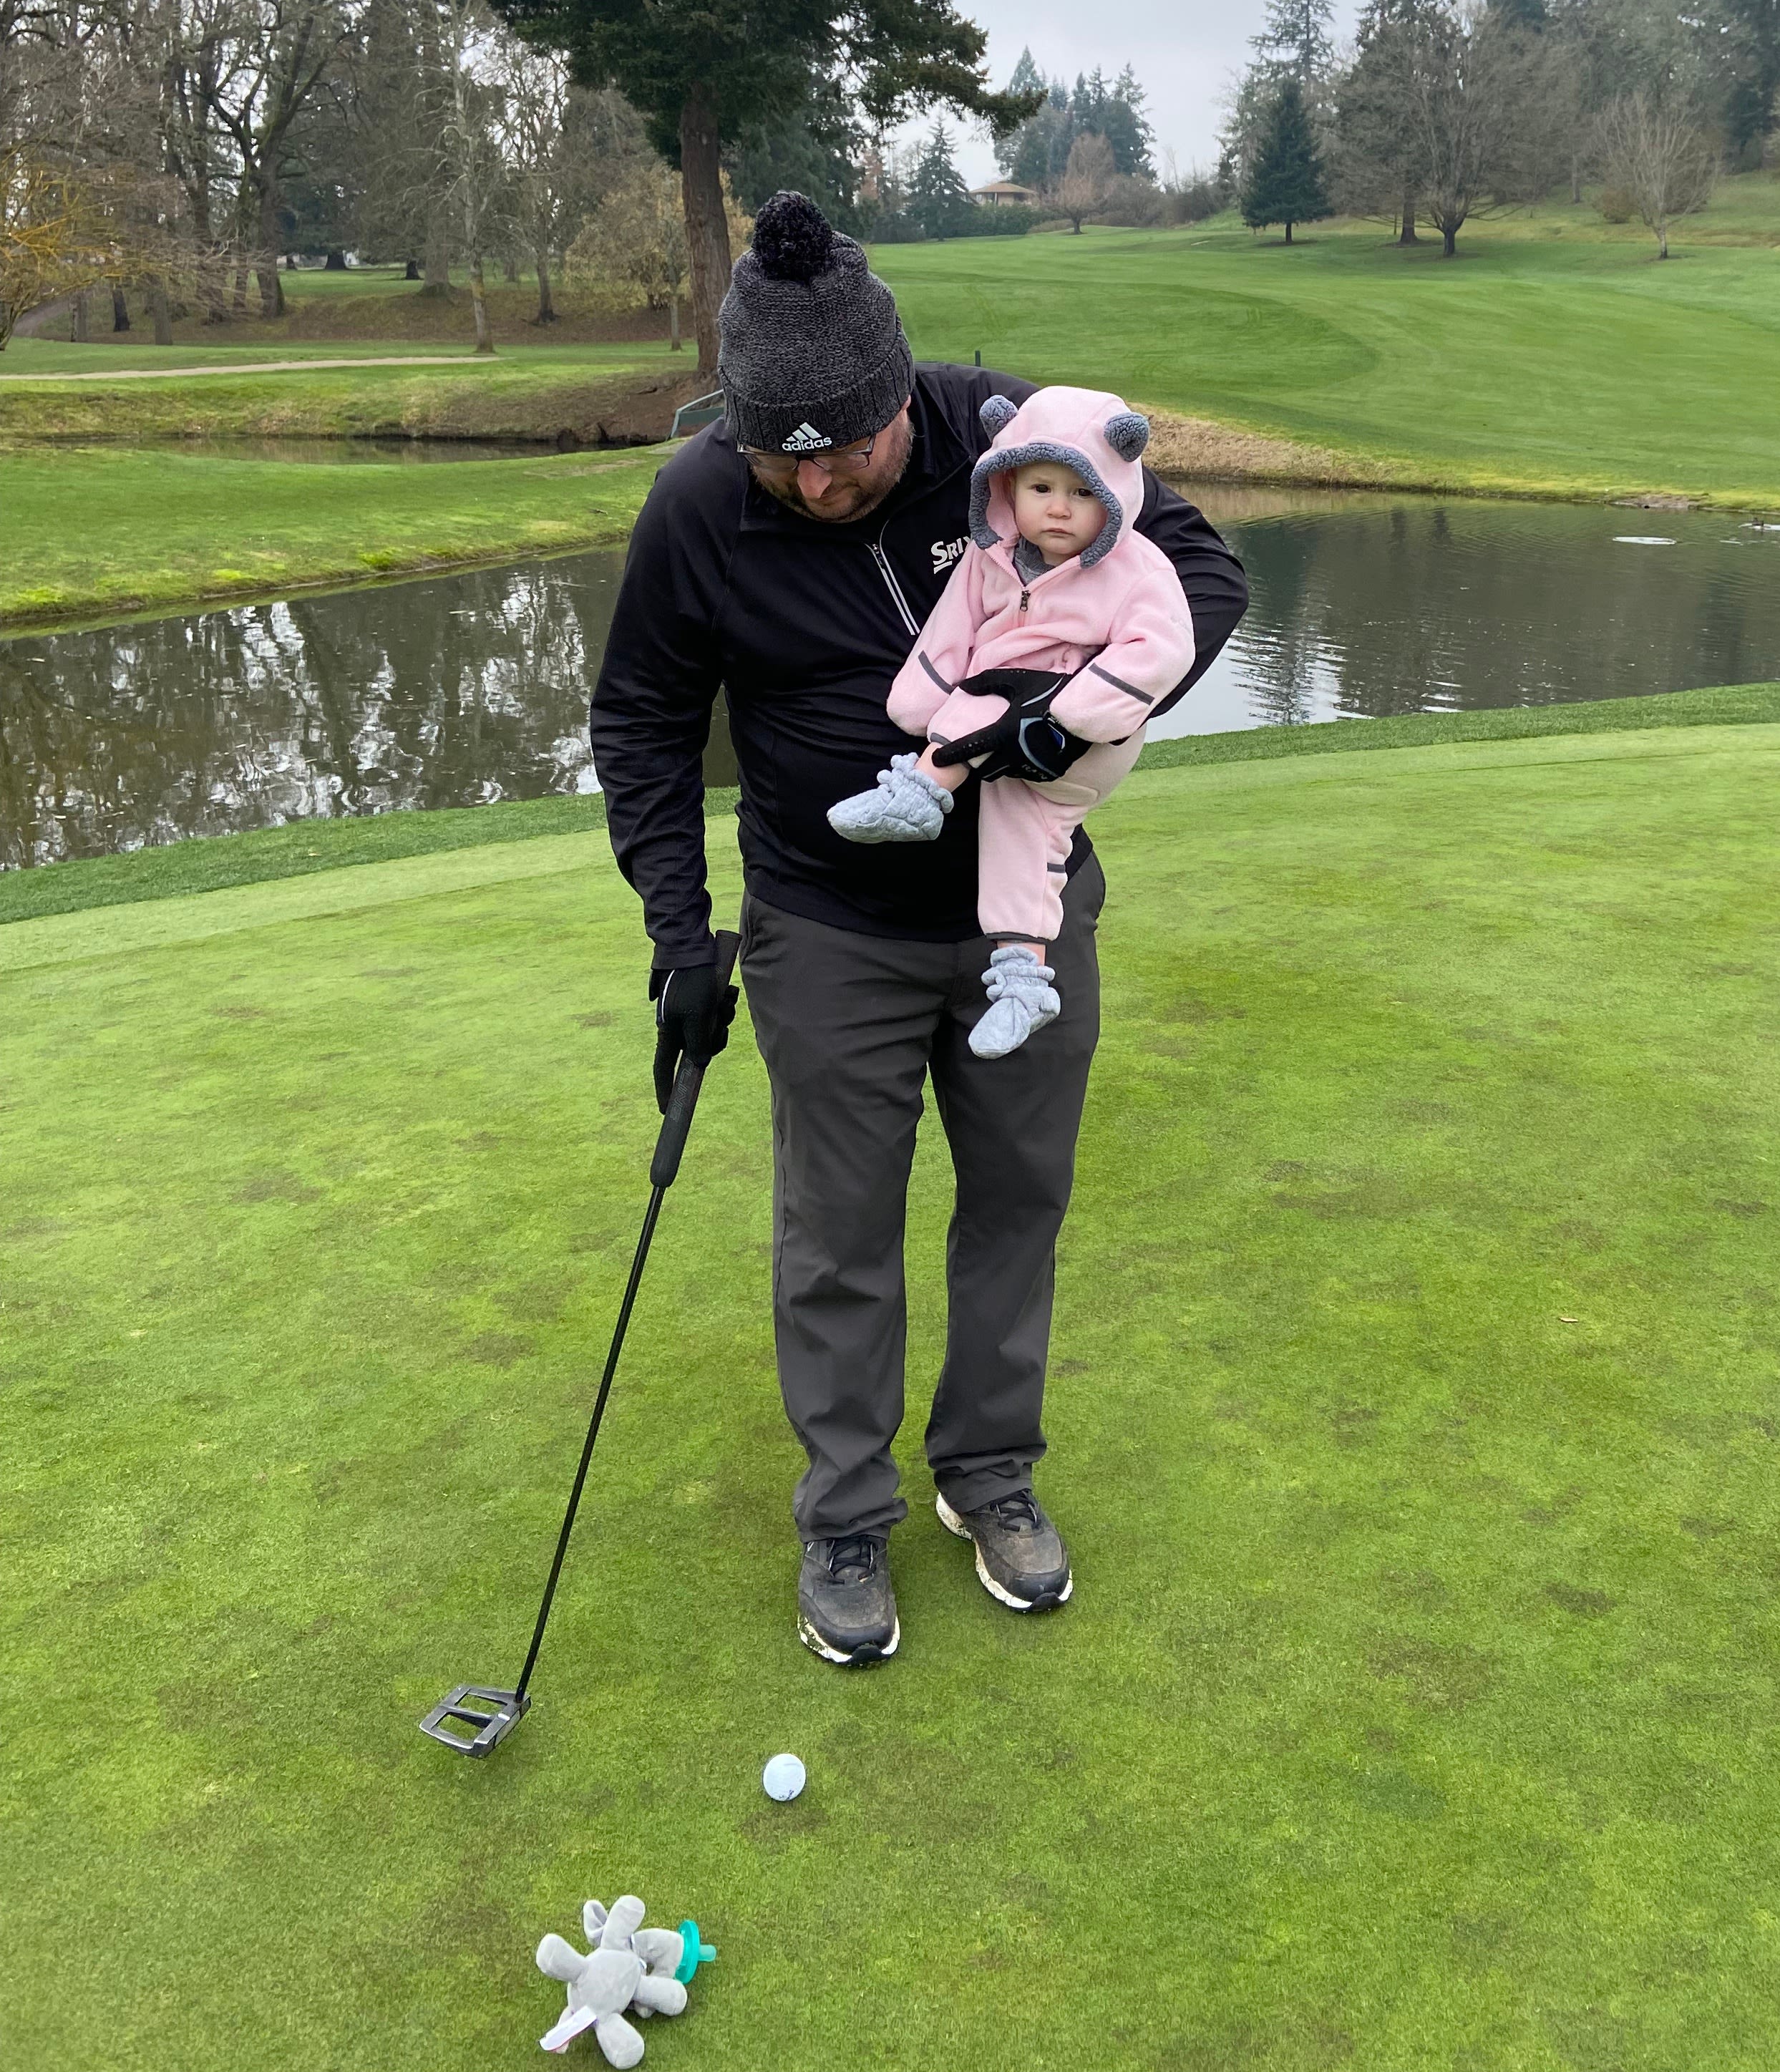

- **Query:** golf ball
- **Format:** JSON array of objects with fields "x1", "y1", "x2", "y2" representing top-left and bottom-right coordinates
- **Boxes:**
[{"x1": 762, "y1": 1753, "x2": 806, "y2": 1801}]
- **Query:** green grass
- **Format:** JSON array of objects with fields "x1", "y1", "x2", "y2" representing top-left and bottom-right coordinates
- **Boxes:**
[
  {"x1": 4, "y1": 715, "x2": 1779, "y2": 2068},
  {"x1": 0, "y1": 339, "x2": 671, "y2": 439},
  {"x1": 874, "y1": 192, "x2": 1780, "y2": 507},
  {"x1": 7, "y1": 682, "x2": 1774, "y2": 928},
  {"x1": 0, "y1": 442, "x2": 662, "y2": 629}
]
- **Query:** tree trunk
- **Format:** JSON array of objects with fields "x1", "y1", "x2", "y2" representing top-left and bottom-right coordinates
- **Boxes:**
[
  {"x1": 1399, "y1": 187, "x2": 1419, "y2": 243},
  {"x1": 404, "y1": 258, "x2": 421, "y2": 281},
  {"x1": 679, "y1": 84, "x2": 733, "y2": 377},
  {"x1": 1285, "y1": 221, "x2": 1293, "y2": 243},
  {"x1": 1656, "y1": 221, "x2": 1669, "y2": 258},
  {"x1": 324, "y1": 248, "x2": 346, "y2": 271},
  {"x1": 535, "y1": 249, "x2": 555, "y2": 323},
  {"x1": 1442, "y1": 223, "x2": 1457, "y2": 257},
  {"x1": 502, "y1": 251, "x2": 518, "y2": 283},
  {"x1": 256, "y1": 183, "x2": 285, "y2": 318},
  {"x1": 112, "y1": 283, "x2": 130, "y2": 331},
  {"x1": 198, "y1": 248, "x2": 227, "y2": 323},
  {"x1": 231, "y1": 254, "x2": 250, "y2": 317},
  {"x1": 149, "y1": 276, "x2": 173, "y2": 345},
  {"x1": 1570, "y1": 155, "x2": 1582, "y2": 204},
  {"x1": 468, "y1": 251, "x2": 492, "y2": 353},
  {"x1": 73, "y1": 291, "x2": 89, "y2": 342},
  {"x1": 423, "y1": 210, "x2": 450, "y2": 294},
  {"x1": 669, "y1": 295, "x2": 681, "y2": 350}
]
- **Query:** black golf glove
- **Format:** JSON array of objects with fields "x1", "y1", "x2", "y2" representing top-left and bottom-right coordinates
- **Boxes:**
[
  {"x1": 649, "y1": 961, "x2": 738, "y2": 1114},
  {"x1": 928, "y1": 668, "x2": 1096, "y2": 785}
]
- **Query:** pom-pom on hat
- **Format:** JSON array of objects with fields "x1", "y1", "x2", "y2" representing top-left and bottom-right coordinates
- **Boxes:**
[{"x1": 719, "y1": 192, "x2": 914, "y2": 457}]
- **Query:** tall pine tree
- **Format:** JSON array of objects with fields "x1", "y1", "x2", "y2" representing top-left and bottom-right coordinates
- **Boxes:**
[
  {"x1": 1242, "y1": 77, "x2": 1332, "y2": 241},
  {"x1": 908, "y1": 122, "x2": 975, "y2": 239},
  {"x1": 1250, "y1": 0, "x2": 1336, "y2": 82}
]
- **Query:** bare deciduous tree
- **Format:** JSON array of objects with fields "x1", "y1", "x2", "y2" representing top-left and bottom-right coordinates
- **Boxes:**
[
  {"x1": 1054, "y1": 130, "x2": 1114, "y2": 233},
  {"x1": 205, "y1": 0, "x2": 354, "y2": 318},
  {"x1": 0, "y1": 146, "x2": 122, "y2": 348},
  {"x1": 1595, "y1": 90, "x2": 1717, "y2": 258},
  {"x1": 568, "y1": 158, "x2": 747, "y2": 347}
]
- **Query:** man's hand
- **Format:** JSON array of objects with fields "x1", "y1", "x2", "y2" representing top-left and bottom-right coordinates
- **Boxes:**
[
  {"x1": 650, "y1": 963, "x2": 739, "y2": 1114},
  {"x1": 928, "y1": 668, "x2": 1095, "y2": 785}
]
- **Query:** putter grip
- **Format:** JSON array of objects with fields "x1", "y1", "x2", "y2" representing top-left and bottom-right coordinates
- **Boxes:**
[{"x1": 649, "y1": 929, "x2": 741, "y2": 1190}]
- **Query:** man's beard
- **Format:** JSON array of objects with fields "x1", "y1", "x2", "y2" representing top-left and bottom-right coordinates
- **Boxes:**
[{"x1": 747, "y1": 413, "x2": 915, "y2": 525}]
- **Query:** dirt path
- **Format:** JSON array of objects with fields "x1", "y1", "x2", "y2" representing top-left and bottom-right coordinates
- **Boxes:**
[{"x1": 0, "y1": 355, "x2": 490, "y2": 382}]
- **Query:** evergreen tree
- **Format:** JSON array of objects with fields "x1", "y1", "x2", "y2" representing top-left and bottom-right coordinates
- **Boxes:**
[
  {"x1": 1241, "y1": 77, "x2": 1332, "y2": 240},
  {"x1": 996, "y1": 52, "x2": 1154, "y2": 187},
  {"x1": 907, "y1": 121, "x2": 974, "y2": 238},
  {"x1": 1108, "y1": 64, "x2": 1157, "y2": 179},
  {"x1": 1250, "y1": 0, "x2": 1337, "y2": 82},
  {"x1": 729, "y1": 85, "x2": 864, "y2": 232}
]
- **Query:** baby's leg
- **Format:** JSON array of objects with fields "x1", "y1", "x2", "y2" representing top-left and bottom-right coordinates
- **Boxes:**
[{"x1": 967, "y1": 781, "x2": 1074, "y2": 1060}]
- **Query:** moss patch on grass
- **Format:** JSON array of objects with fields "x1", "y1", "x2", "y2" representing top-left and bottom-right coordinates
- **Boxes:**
[{"x1": 4, "y1": 719, "x2": 1779, "y2": 2068}]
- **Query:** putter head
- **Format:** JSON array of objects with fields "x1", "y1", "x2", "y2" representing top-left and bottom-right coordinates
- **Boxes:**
[{"x1": 419, "y1": 1683, "x2": 530, "y2": 1757}]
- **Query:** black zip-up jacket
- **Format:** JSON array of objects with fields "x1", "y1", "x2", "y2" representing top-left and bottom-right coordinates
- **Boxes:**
[{"x1": 590, "y1": 363, "x2": 1249, "y2": 968}]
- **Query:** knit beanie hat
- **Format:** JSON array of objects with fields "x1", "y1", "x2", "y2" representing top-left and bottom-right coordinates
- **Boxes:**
[{"x1": 719, "y1": 192, "x2": 914, "y2": 456}]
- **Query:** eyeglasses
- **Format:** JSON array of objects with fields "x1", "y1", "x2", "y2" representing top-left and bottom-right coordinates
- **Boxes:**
[{"x1": 744, "y1": 431, "x2": 877, "y2": 480}]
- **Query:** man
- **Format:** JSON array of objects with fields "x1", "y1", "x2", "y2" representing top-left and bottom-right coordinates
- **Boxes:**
[{"x1": 590, "y1": 192, "x2": 1248, "y2": 1666}]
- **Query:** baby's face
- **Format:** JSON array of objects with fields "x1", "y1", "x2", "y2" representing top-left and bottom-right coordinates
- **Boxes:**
[{"x1": 1010, "y1": 462, "x2": 1105, "y2": 565}]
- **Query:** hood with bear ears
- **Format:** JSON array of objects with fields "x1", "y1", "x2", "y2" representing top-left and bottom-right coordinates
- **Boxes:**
[{"x1": 968, "y1": 386, "x2": 1152, "y2": 570}]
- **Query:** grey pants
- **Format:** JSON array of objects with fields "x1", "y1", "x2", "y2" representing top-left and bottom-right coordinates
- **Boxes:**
[{"x1": 739, "y1": 857, "x2": 1105, "y2": 1539}]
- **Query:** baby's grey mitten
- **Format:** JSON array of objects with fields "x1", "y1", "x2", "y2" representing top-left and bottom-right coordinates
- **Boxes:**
[{"x1": 827, "y1": 753, "x2": 954, "y2": 844}]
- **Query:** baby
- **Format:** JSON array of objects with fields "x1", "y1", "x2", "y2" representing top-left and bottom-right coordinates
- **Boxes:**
[{"x1": 827, "y1": 386, "x2": 1197, "y2": 1056}]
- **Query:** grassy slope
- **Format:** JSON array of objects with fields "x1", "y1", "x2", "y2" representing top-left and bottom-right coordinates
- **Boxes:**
[
  {"x1": 0, "y1": 340, "x2": 674, "y2": 439},
  {"x1": 6, "y1": 682, "x2": 1776, "y2": 928},
  {"x1": 873, "y1": 185, "x2": 1780, "y2": 507},
  {"x1": 0, "y1": 442, "x2": 661, "y2": 628},
  {"x1": 3, "y1": 719, "x2": 1778, "y2": 2070}
]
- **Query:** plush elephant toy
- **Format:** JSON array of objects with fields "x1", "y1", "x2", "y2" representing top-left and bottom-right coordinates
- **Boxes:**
[{"x1": 536, "y1": 1896, "x2": 716, "y2": 2064}]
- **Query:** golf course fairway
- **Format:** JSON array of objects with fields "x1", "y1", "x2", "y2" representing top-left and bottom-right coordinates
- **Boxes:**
[{"x1": 4, "y1": 716, "x2": 1778, "y2": 2068}]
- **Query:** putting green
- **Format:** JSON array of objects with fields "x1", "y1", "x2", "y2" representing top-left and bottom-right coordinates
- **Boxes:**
[{"x1": 5, "y1": 721, "x2": 1779, "y2": 2069}]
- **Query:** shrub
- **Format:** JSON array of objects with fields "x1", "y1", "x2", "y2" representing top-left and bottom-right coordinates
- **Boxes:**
[
  {"x1": 1596, "y1": 185, "x2": 1635, "y2": 223},
  {"x1": 1098, "y1": 175, "x2": 1166, "y2": 228},
  {"x1": 1163, "y1": 176, "x2": 1226, "y2": 225}
]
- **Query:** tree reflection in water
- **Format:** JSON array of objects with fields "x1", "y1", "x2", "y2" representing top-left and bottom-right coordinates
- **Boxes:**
[
  {"x1": 1, "y1": 558, "x2": 622, "y2": 869},
  {"x1": 4, "y1": 494, "x2": 1777, "y2": 867},
  {"x1": 1164, "y1": 490, "x2": 1780, "y2": 739}
]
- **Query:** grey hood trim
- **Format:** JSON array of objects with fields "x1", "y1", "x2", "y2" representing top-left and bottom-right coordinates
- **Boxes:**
[{"x1": 968, "y1": 439, "x2": 1127, "y2": 568}]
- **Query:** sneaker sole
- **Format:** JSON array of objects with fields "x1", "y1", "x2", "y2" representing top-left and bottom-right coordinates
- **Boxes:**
[
  {"x1": 797, "y1": 1613, "x2": 900, "y2": 1666},
  {"x1": 935, "y1": 1493, "x2": 1073, "y2": 1613}
]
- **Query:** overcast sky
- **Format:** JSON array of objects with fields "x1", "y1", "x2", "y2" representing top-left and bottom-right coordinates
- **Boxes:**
[{"x1": 900, "y1": 0, "x2": 1366, "y2": 185}]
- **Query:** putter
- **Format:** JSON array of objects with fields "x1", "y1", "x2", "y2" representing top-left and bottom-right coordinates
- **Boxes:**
[{"x1": 420, "y1": 929, "x2": 742, "y2": 1758}]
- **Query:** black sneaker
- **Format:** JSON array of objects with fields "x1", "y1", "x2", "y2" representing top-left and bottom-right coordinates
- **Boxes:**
[
  {"x1": 797, "y1": 1534, "x2": 900, "y2": 1665},
  {"x1": 936, "y1": 1489, "x2": 1072, "y2": 1611}
]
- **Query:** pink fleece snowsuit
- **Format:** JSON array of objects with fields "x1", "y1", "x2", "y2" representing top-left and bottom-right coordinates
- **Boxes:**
[{"x1": 887, "y1": 386, "x2": 1197, "y2": 944}]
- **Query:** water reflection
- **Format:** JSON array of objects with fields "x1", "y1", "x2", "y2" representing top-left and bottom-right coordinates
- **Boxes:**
[
  {"x1": 1162, "y1": 488, "x2": 1780, "y2": 738},
  {"x1": 1, "y1": 560, "x2": 619, "y2": 867},
  {"x1": 3, "y1": 487, "x2": 1778, "y2": 867}
]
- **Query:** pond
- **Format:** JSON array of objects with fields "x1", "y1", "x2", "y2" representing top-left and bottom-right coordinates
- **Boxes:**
[{"x1": 4, "y1": 482, "x2": 1777, "y2": 869}]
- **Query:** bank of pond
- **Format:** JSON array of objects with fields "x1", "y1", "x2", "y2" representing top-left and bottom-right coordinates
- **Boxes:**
[{"x1": 4, "y1": 483, "x2": 1778, "y2": 870}]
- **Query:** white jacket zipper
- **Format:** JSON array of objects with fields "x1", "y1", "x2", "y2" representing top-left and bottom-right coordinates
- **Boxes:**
[{"x1": 870, "y1": 534, "x2": 921, "y2": 637}]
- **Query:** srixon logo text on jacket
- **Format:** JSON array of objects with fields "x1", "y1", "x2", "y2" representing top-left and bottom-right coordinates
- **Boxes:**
[
  {"x1": 780, "y1": 421, "x2": 832, "y2": 452},
  {"x1": 930, "y1": 536, "x2": 968, "y2": 576}
]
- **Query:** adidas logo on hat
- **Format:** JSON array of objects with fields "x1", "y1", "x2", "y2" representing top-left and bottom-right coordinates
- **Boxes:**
[{"x1": 781, "y1": 421, "x2": 832, "y2": 452}]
